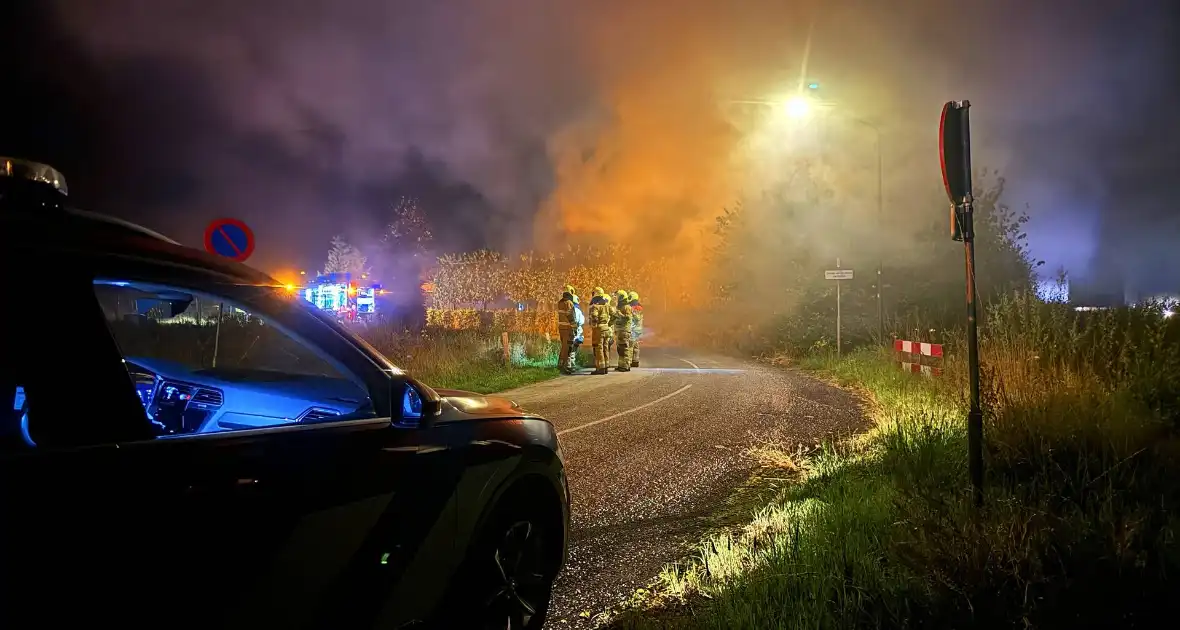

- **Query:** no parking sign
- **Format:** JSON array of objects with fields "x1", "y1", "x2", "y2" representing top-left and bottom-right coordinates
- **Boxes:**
[{"x1": 203, "y1": 218, "x2": 255, "y2": 263}]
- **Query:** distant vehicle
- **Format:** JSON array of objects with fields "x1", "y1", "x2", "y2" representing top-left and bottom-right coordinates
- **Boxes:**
[
  {"x1": 301, "y1": 272, "x2": 385, "y2": 322},
  {"x1": 0, "y1": 158, "x2": 569, "y2": 629}
]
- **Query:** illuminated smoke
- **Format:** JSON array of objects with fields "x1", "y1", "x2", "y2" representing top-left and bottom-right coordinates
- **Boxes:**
[{"x1": 47, "y1": 0, "x2": 1179, "y2": 296}]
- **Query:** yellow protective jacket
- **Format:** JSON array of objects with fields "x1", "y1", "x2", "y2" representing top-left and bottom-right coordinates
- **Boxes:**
[
  {"x1": 588, "y1": 296, "x2": 611, "y2": 329},
  {"x1": 612, "y1": 301, "x2": 634, "y2": 332},
  {"x1": 556, "y1": 295, "x2": 576, "y2": 330}
]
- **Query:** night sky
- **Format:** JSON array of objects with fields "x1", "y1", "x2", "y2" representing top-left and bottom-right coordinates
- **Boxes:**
[{"x1": 3, "y1": 0, "x2": 1178, "y2": 298}]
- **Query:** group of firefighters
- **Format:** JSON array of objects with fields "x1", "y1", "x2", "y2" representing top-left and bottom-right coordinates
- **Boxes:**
[{"x1": 555, "y1": 285, "x2": 643, "y2": 375}]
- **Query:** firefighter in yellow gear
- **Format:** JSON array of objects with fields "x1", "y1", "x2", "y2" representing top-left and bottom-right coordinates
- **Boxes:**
[
  {"x1": 556, "y1": 284, "x2": 577, "y2": 374},
  {"x1": 628, "y1": 291, "x2": 643, "y2": 368},
  {"x1": 612, "y1": 289, "x2": 634, "y2": 371},
  {"x1": 587, "y1": 287, "x2": 612, "y2": 374},
  {"x1": 605, "y1": 291, "x2": 617, "y2": 354}
]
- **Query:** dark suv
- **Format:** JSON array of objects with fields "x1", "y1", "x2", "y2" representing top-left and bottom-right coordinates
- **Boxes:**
[{"x1": 0, "y1": 159, "x2": 569, "y2": 629}]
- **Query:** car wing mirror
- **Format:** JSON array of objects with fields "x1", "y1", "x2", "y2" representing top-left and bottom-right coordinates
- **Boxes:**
[{"x1": 398, "y1": 378, "x2": 443, "y2": 427}]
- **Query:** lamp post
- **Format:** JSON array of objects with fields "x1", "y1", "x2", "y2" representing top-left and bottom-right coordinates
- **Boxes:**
[
  {"x1": 732, "y1": 95, "x2": 886, "y2": 343},
  {"x1": 852, "y1": 119, "x2": 885, "y2": 345}
]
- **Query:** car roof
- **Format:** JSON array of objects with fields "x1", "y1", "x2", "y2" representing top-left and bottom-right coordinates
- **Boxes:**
[{"x1": 3, "y1": 203, "x2": 277, "y2": 286}]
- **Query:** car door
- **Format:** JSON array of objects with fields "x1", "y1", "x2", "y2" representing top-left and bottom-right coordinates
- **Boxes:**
[
  {"x1": 112, "y1": 408, "x2": 445, "y2": 630},
  {"x1": 1, "y1": 260, "x2": 458, "y2": 629}
]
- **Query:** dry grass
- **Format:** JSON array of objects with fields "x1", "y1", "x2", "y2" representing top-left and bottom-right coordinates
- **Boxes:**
[
  {"x1": 606, "y1": 295, "x2": 1180, "y2": 629},
  {"x1": 356, "y1": 326, "x2": 569, "y2": 392}
]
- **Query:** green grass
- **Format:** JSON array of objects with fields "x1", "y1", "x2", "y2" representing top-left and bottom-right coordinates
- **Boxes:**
[
  {"x1": 358, "y1": 326, "x2": 577, "y2": 394},
  {"x1": 604, "y1": 296, "x2": 1180, "y2": 629},
  {"x1": 415, "y1": 364, "x2": 557, "y2": 394}
]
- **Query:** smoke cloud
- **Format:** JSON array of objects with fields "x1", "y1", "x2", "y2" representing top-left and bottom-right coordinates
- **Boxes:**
[{"x1": 42, "y1": 0, "x2": 1180, "y2": 296}]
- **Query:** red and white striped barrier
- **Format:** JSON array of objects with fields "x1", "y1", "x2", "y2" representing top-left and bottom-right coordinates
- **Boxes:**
[
  {"x1": 894, "y1": 339, "x2": 944, "y2": 377},
  {"x1": 893, "y1": 339, "x2": 943, "y2": 357}
]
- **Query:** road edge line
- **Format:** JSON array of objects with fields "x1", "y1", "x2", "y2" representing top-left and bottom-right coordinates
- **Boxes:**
[{"x1": 557, "y1": 384, "x2": 693, "y2": 437}]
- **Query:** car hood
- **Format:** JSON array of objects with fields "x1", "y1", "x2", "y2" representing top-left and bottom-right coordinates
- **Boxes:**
[{"x1": 434, "y1": 389, "x2": 537, "y2": 420}]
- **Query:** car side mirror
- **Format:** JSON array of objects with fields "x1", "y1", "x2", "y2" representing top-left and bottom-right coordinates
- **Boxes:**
[{"x1": 397, "y1": 378, "x2": 443, "y2": 427}]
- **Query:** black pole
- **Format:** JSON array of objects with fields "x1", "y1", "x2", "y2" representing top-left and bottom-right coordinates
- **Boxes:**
[
  {"x1": 876, "y1": 130, "x2": 884, "y2": 345},
  {"x1": 957, "y1": 104, "x2": 984, "y2": 507},
  {"x1": 962, "y1": 205, "x2": 984, "y2": 507}
]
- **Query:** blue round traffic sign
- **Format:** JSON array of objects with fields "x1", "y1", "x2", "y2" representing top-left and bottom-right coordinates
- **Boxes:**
[{"x1": 204, "y1": 218, "x2": 255, "y2": 262}]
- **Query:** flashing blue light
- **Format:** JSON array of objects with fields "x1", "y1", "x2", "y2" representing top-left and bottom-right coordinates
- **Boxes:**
[{"x1": 807, "y1": 82, "x2": 819, "y2": 90}]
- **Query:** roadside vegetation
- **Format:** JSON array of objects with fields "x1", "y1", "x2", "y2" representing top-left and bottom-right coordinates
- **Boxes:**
[
  {"x1": 358, "y1": 326, "x2": 574, "y2": 393},
  {"x1": 606, "y1": 295, "x2": 1180, "y2": 629}
]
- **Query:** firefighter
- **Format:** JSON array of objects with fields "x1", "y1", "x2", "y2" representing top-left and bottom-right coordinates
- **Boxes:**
[
  {"x1": 605, "y1": 290, "x2": 617, "y2": 355},
  {"x1": 587, "y1": 287, "x2": 611, "y2": 375},
  {"x1": 568, "y1": 294, "x2": 586, "y2": 373},
  {"x1": 612, "y1": 289, "x2": 634, "y2": 371},
  {"x1": 628, "y1": 291, "x2": 643, "y2": 368},
  {"x1": 556, "y1": 284, "x2": 577, "y2": 374}
]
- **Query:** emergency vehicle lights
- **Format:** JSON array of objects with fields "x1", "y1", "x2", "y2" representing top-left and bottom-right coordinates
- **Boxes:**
[
  {"x1": 300, "y1": 272, "x2": 382, "y2": 319},
  {"x1": 1, "y1": 157, "x2": 69, "y2": 195}
]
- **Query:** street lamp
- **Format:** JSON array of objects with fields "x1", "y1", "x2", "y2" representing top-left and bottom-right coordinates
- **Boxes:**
[
  {"x1": 819, "y1": 113, "x2": 885, "y2": 345},
  {"x1": 783, "y1": 95, "x2": 813, "y2": 119},
  {"x1": 730, "y1": 95, "x2": 886, "y2": 343}
]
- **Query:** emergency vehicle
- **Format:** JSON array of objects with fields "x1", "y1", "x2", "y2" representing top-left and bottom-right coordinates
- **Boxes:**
[{"x1": 301, "y1": 272, "x2": 384, "y2": 321}]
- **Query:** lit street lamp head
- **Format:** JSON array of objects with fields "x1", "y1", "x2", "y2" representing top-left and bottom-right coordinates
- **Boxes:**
[{"x1": 783, "y1": 96, "x2": 813, "y2": 119}]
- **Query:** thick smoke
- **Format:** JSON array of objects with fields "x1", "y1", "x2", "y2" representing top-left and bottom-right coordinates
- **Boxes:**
[{"x1": 48, "y1": 0, "x2": 1180, "y2": 297}]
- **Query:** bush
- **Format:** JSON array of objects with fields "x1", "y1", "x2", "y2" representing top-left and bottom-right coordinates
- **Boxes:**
[{"x1": 425, "y1": 307, "x2": 560, "y2": 335}]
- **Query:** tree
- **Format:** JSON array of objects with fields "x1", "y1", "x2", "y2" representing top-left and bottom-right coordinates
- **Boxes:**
[
  {"x1": 321, "y1": 235, "x2": 370, "y2": 276},
  {"x1": 702, "y1": 160, "x2": 1040, "y2": 353},
  {"x1": 376, "y1": 197, "x2": 435, "y2": 326},
  {"x1": 382, "y1": 196, "x2": 434, "y2": 259},
  {"x1": 886, "y1": 171, "x2": 1041, "y2": 330}
]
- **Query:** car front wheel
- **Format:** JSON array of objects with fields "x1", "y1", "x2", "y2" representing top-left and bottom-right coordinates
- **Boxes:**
[
  {"x1": 447, "y1": 499, "x2": 558, "y2": 630},
  {"x1": 482, "y1": 518, "x2": 550, "y2": 628}
]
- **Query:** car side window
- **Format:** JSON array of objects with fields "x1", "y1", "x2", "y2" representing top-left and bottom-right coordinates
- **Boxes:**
[
  {"x1": 3, "y1": 272, "x2": 152, "y2": 453},
  {"x1": 92, "y1": 280, "x2": 377, "y2": 437}
]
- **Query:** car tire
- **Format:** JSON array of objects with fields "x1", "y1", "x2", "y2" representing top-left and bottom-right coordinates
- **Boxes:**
[{"x1": 441, "y1": 494, "x2": 559, "y2": 630}]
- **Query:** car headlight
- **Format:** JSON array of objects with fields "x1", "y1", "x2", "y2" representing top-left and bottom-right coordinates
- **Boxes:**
[{"x1": 402, "y1": 386, "x2": 423, "y2": 419}]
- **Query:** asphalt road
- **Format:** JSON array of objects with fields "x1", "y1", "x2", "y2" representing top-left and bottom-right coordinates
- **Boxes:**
[{"x1": 498, "y1": 346, "x2": 868, "y2": 629}]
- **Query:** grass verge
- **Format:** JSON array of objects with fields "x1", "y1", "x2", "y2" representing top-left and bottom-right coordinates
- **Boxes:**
[
  {"x1": 605, "y1": 300, "x2": 1180, "y2": 629},
  {"x1": 359, "y1": 327, "x2": 576, "y2": 394}
]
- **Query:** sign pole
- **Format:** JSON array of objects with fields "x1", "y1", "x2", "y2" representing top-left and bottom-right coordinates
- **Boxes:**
[
  {"x1": 964, "y1": 203, "x2": 983, "y2": 507},
  {"x1": 824, "y1": 266, "x2": 853, "y2": 356},
  {"x1": 836, "y1": 257, "x2": 842, "y2": 357},
  {"x1": 941, "y1": 100, "x2": 984, "y2": 507}
]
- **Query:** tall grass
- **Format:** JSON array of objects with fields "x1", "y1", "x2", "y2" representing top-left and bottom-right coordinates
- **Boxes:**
[
  {"x1": 357, "y1": 325, "x2": 567, "y2": 393},
  {"x1": 607, "y1": 294, "x2": 1180, "y2": 629}
]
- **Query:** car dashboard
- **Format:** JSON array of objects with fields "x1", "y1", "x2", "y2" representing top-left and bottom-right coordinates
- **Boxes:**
[{"x1": 125, "y1": 357, "x2": 371, "y2": 436}]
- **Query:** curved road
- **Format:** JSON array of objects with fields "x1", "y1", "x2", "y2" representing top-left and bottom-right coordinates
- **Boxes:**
[{"x1": 498, "y1": 347, "x2": 868, "y2": 628}]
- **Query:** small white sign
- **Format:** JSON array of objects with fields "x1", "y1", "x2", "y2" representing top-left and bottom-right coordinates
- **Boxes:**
[{"x1": 825, "y1": 269, "x2": 854, "y2": 280}]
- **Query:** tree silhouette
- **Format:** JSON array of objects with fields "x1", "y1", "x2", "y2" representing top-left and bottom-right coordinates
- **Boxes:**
[{"x1": 321, "y1": 235, "x2": 370, "y2": 276}]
